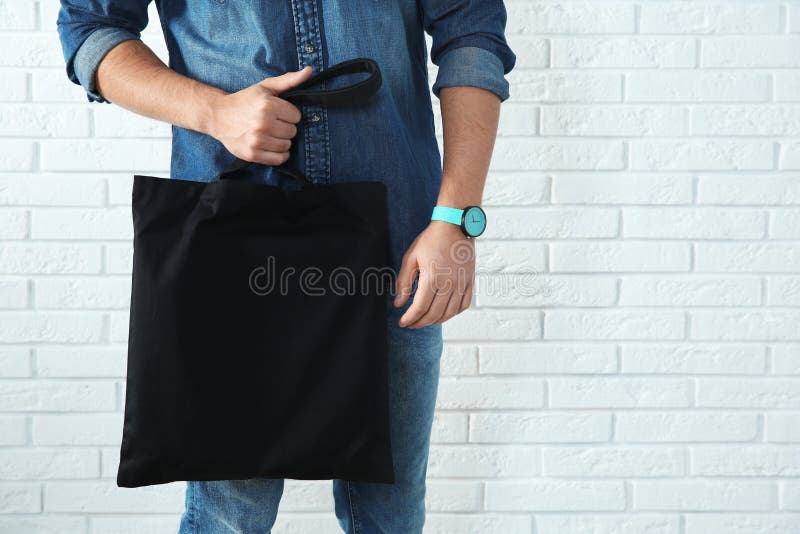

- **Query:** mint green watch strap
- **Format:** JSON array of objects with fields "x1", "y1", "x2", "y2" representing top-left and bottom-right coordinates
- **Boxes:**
[{"x1": 431, "y1": 206, "x2": 463, "y2": 226}]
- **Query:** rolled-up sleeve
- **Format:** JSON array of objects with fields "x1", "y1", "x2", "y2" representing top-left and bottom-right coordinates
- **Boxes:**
[
  {"x1": 419, "y1": 0, "x2": 516, "y2": 102},
  {"x1": 56, "y1": 0, "x2": 152, "y2": 103}
]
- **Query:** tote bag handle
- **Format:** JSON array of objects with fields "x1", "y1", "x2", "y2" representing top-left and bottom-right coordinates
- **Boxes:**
[{"x1": 212, "y1": 58, "x2": 382, "y2": 183}]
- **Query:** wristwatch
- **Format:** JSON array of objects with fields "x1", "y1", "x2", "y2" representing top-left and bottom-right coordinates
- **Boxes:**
[{"x1": 431, "y1": 206, "x2": 487, "y2": 238}]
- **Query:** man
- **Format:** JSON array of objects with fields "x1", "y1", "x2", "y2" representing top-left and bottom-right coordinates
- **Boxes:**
[{"x1": 56, "y1": 1, "x2": 515, "y2": 532}]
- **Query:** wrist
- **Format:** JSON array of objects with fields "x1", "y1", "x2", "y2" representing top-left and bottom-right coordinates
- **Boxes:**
[{"x1": 195, "y1": 86, "x2": 229, "y2": 138}]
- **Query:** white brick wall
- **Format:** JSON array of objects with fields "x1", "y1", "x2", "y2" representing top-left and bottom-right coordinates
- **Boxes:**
[{"x1": 1, "y1": 1, "x2": 799, "y2": 533}]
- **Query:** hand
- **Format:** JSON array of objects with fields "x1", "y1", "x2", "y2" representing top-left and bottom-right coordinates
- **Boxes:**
[
  {"x1": 208, "y1": 66, "x2": 314, "y2": 165},
  {"x1": 394, "y1": 221, "x2": 475, "y2": 328}
]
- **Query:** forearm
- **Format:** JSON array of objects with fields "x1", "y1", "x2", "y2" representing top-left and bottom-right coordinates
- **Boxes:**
[
  {"x1": 436, "y1": 86, "x2": 501, "y2": 207},
  {"x1": 95, "y1": 39, "x2": 225, "y2": 136}
]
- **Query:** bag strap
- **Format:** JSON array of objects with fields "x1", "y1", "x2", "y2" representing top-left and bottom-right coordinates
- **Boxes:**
[{"x1": 212, "y1": 58, "x2": 381, "y2": 183}]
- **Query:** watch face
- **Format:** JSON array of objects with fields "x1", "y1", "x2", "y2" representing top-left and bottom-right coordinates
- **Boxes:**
[{"x1": 462, "y1": 206, "x2": 487, "y2": 237}]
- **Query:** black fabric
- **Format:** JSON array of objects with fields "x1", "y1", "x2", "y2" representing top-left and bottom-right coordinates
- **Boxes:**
[{"x1": 117, "y1": 58, "x2": 395, "y2": 488}]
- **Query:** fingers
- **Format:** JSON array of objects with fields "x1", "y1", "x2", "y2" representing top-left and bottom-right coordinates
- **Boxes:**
[
  {"x1": 240, "y1": 147, "x2": 291, "y2": 166},
  {"x1": 268, "y1": 120, "x2": 298, "y2": 140},
  {"x1": 269, "y1": 97, "x2": 303, "y2": 124},
  {"x1": 399, "y1": 267, "x2": 435, "y2": 327},
  {"x1": 394, "y1": 252, "x2": 419, "y2": 309},
  {"x1": 407, "y1": 289, "x2": 454, "y2": 329}
]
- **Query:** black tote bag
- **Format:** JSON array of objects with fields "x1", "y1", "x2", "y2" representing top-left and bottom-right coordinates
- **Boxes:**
[{"x1": 117, "y1": 58, "x2": 396, "y2": 488}]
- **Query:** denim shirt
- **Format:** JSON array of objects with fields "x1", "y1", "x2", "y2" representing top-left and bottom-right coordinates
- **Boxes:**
[{"x1": 56, "y1": 0, "x2": 515, "y2": 271}]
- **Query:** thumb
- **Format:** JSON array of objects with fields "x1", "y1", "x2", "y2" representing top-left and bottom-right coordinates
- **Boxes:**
[{"x1": 258, "y1": 66, "x2": 313, "y2": 95}]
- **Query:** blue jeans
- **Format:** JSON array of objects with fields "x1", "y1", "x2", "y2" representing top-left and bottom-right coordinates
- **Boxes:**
[{"x1": 177, "y1": 302, "x2": 444, "y2": 533}]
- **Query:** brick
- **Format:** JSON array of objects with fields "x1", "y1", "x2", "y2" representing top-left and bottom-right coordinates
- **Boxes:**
[
  {"x1": 443, "y1": 310, "x2": 541, "y2": 341},
  {"x1": 509, "y1": 71, "x2": 623, "y2": 103},
  {"x1": 549, "y1": 378, "x2": 690, "y2": 408},
  {"x1": 627, "y1": 72, "x2": 770, "y2": 102},
  {"x1": 0, "y1": 139, "x2": 35, "y2": 170},
  {"x1": 554, "y1": 38, "x2": 696, "y2": 68},
  {"x1": 486, "y1": 480, "x2": 626, "y2": 511},
  {"x1": 37, "y1": 346, "x2": 127, "y2": 378},
  {"x1": 624, "y1": 207, "x2": 766, "y2": 239},
  {"x1": 0, "y1": 69, "x2": 27, "y2": 101},
  {"x1": 0, "y1": 174, "x2": 106, "y2": 206},
  {"x1": 43, "y1": 481, "x2": 184, "y2": 513},
  {"x1": 105, "y1": 243, "x2": 134, "y2": 274},
  {"x1": 541, "y1": 105, "x2": 687, "y2": 136},
  {"x1": 765, "y1": 413, "x2": 800, "y2": 442},
  {"x1": 696, "y1": 378, "x2": 800, "y2": 408},
  {"x1": 694, "y1": 105, "x2": 800, "y2": 136},
  {"x1": 686, "y1": 514, "x2": 800, "y2": 534},
  {"x1": 426, "y1": 480, "x2": 483, "y2": 512},
  {"x1": 0, "y1": 448, "x2": 99, "y2": 479},
  {"x1": 0, "y1": 380, "x2": 115, "y2": 411},
  {"x1": 32, "y1": 413, "x2": 122, "y2": 446},
  {"x1": 0, "y1": 208, "x2": 28, "y2": 239},
  {"x1": 692, "y1": 446, "x2": 800, "y2": 476},
  {"x1": 439, "y1": 344, "x2": 478, "y2": 376},
  {"x1": 553, "y1": 173, "x2": 693, "y2": 204},
  {"x1": 34, "y1": 276, "x2": 131, "y2": 309},
  {"x1": 424, "y1": 514, "x2": 531, "y2": 534},
  {"x1": 0, "y1": 516, "x2": 87, "y2": 534},
  {"x1": 0, "y1": 415, "x2": 27, "y2": 445},
  {"x1": 485, "y1": 207, "x2": 618, "y2": 239},
  {"x1": 704, "y1": 38, "x2": 800, "y2": 67},
  {"x1": 430, "y1": 412, "x2": 468, "y2": 443},
  {"x1": 427, "y1": 445, "x2": 538, "y2": 478},
  {"x1": 545, "y1": 310, "x2": 685, "y2": 340},
  {"x1": 475, "y1": 274, "x2": 616, "y2": 307},
  {"x1": 767, "y1": 277, "x2": 800, "y2": 306},
  {"x1": 469, "y1": 412, "x2": 612, "y2": 443},
  {"x1": 551, "y1": 242, "x2": 691, "y2": 273},
  {"x1": 0, "y1": 483, "x2": 41, "y2": 512},
  {"x1": 0, "y1": 33, "x2": 63, "y2": 66},
  {"x1": 0, "y1": 279, "x2": 28, "y2": 309},
  {"x1": 633, "y1": 480, "x2": 774, "y2": 511},
  {"x1": 630, "y1": 141, "x2": 774, "y2": 171},
  {"x1": 31, "y1": 207, "x2": 132, "y2": 239},
  {"x1": 31, "y1": 70, "x2": 91, "y2": 102},
  {"x1": 692, "y1": 311, "x2": 800, "y2": 341},
  {"x1": 0, "y1": 243, "x2": 102, "y2": 274},
  {"x1": 543, "y1": 447, "x2": 685, "y2": 477},
  {"x1": 482, "y1": 173, "x2": 549, "y2": 206},
  {"x1": 770, "y1": 208, "x2": 800, "y2": 239},
  {"x1": 697, "y1": 174, "x2": 800, "y2": 204},
  {"x1": 619, "y1": 276, "x2": 762, "y2": 306},
  {"x1": 491, "y1": 139, "x2": 625, "y2": 171},
  {"x1": 0, "y1": 347, "x2": 30, "y2": 376},
  {"x1": 504, "y1": 37, "x2": 547, "y2": 69},
  {"x1": 538, "y1": 515, "x2": 680, "y2": 534},
  {"x1": 479, "y1": 343, "x2": 617, "y2": 374},
  {"x1": 621, "y1": 344, "x2": 766, "y2": 374},
  {"x1": 640, "y1": 5, "x2": 780, "y2": 34},
  {"x1": 0, "y1": 311, "x2": 103, "y2": 343},
  {"x1": 40, "y1": 140, "x2": 171, "y2": 172},
  {"x1": 506, "y1": 4, "x2": 635, "y2": 34},
  {"x1": 476, "y1": 241, "x2": 547, "y2": 273},
  {"x1": 696, "y1": 243, "x2": 800, "y2": 273},
  {"x1": 436, "y1": 377, "x2": 545, "y2": 409},
  {"x1": 0, "y1": 104, "x2": 89, "y2": 137},
  {"x1": 93, "y1": 106, "x2": 172, "y2": 138},
  {"x1": 616, "y1": 412, "x2": 758, "y2": 442},
  {"x1": 773, "y1": 345, "x2": 800, "y2": 374}
]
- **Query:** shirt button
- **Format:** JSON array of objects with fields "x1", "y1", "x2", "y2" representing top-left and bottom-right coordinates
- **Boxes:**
[
  {"x1": 309, "y1": 112, "x2": 321, "y2": 123},
  {"x1": 305, "y1": 43, "x2": 315, "y2": 53}
]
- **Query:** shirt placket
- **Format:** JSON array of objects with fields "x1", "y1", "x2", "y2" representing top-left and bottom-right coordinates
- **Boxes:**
[{"x1": 290, "y1": 0, "x2": 329, "y2": 184}]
